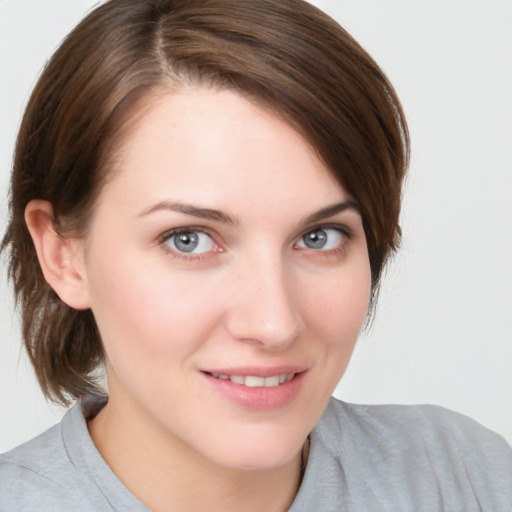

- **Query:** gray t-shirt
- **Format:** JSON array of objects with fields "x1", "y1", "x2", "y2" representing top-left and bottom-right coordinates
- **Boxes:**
[{"x1": 1, "y1": 397, "x2": 511, "y2": 511}]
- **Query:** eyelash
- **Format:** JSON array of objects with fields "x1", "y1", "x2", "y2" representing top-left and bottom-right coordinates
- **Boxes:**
[{"x1": 157, "y1": 223, "x2": 353, "y2": 261}]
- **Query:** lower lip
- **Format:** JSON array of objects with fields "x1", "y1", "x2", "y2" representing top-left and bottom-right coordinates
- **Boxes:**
[{"x1": 201, "y1": 371, "x2": 306, "y2": 411}]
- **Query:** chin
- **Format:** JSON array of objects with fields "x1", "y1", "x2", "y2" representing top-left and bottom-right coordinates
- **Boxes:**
[
  {"x1": 199, "y1": 424, "x2": 306, "y2": 471},
  {"x1": 212, "y1": 448, "x2": 301, "y2": 472}
]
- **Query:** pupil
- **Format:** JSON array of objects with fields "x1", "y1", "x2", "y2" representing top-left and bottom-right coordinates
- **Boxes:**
[
  {"x1": 305, "y1": 229, "x2": 327, "y2": 249},
  {"x1": 175, "y1": 232, "x2": 199, "y2": 252}
]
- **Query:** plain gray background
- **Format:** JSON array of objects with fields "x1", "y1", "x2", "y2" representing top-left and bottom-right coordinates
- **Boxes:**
[{"x1": 1, "y1": 0, "x2": 511, "y2": 451}]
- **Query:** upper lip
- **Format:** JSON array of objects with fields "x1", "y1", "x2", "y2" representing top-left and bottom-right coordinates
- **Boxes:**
[{"x1": 200, "y1": 365, "x2": 308, "y2": 377}]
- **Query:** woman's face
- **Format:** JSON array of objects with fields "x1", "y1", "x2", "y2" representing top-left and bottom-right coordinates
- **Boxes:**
[{"x1": 79, "y1": 88, "x2": 371, "y2": 470}]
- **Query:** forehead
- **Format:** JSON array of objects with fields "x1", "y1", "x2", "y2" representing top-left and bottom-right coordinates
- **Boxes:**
[{"x1": 97, "y1": 87, "x2": 348, "y2": 218}]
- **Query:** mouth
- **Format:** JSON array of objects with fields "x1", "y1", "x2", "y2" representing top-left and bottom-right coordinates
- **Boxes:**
[
  {"x1": 206, "y1": 372, "x2": 297, "y2": 388},
  {"x1": 201, "y1": 367, "x2": 306, "y2": 410}
]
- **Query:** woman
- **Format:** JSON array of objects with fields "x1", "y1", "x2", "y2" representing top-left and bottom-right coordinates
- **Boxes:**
[{"x1": 1, "y1": 0, "x2": 510, "y2": 510}]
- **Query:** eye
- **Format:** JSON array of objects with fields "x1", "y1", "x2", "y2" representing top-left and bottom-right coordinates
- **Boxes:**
[
  {"x1": 296, "y1": 227, "x2": 345, "y2": 250},
  {"x1": 164, "y1": 230, "x2": 216, "y2": 254}
]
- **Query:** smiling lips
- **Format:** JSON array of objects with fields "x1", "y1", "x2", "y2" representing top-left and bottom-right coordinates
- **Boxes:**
[{"x1": 202, "y1": 368, "x2": 307, "y2": 410}]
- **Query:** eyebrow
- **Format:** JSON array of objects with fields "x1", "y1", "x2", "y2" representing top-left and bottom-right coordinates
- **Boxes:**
[
  {"x1": 300, "y1": 200, "x2": 361, "y2": 226},
  {"x1": 137, "y1": 199, "x2": 360, "y2": 226},
  {"x1": 137, "y1": 201, "x2": 238, "y2": 225}
]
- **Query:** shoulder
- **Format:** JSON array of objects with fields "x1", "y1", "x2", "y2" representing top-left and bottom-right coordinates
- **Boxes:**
[
  {"x1": 0, "y1": 419, "x2": 84, "y2": 511},
  {"x1": 0, "y1": 398, "x2": 116, "y2": 512},
  {"x1": 0, "y1": 397, "x2": 142, "y2": 512},
  {"x1": 327, "y1": 399, "x2": 511, "y2": 454},
  {"x1": 321, "y1": 398, "x2": 512, "y2": 466},
  {"x1": 0, "y1": 464, "x2": 83, "y2": 512},
  {"x1": 314, "y1": 398, "x2": 512, "y2": 508}
]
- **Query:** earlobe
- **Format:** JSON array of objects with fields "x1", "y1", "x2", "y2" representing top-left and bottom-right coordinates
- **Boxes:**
[{"x1": 24, "y1": 200, "x2": 91, "y2": 310}]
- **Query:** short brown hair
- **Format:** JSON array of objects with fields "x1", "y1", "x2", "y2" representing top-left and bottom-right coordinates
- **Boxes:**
[{"x1": 2, "y1": 0, "x2": 409, "y2": 405}]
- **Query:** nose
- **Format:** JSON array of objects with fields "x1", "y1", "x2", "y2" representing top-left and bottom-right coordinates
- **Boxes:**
[{"x1": 225, "y1": 252, "x2": 305, "y2": 350}]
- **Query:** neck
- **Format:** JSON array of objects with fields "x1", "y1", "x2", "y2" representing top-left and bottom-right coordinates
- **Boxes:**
[{"x1": 87, "y1": 397, "x2": 303, "y2": 512}]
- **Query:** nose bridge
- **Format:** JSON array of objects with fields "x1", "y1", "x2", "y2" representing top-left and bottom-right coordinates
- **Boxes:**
[{"x1": 226, "y1": 245, "x2": 303, "y2": 348}]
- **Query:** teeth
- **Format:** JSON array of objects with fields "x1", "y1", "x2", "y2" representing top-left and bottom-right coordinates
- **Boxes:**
[
  {"x1": 210, "y1": 372, "x2": 296, "y2": 387},
  {"x1": 264, "y1": 376, "x2": 280, "y2": 387},
  {"x1": 210, "y1": 373, "x2": 230, "y2": 380},
  {"x1": 230, "y1": 375, "x2": 245, "y2": 385},
  {"x1": 245, "y1": 376, "x2": 265, "y2": 387}
]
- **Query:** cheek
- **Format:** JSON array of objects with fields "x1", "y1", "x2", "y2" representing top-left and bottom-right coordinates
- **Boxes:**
[
  {"x1": 303, "y1": 262, "x2": 371, "y2": 343},
  {"x1": 86, "y1": 253, "x2": 224, "y2": 362},
  {"x1": 283, "y1": 259, "x2": 371, "y2": 413}
]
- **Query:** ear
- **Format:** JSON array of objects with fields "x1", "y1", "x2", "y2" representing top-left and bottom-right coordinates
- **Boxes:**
[{"x1": 25, "y1": 199, "x2": 91, "y2": 310}]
